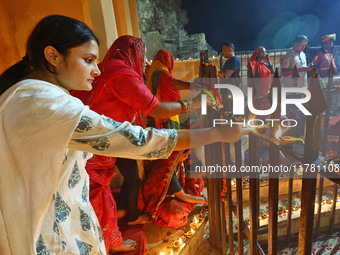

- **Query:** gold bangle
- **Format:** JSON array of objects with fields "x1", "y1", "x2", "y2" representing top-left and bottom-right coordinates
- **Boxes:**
[{"x1": 182, "y1": 100, "x2": 190, "y2": 113}]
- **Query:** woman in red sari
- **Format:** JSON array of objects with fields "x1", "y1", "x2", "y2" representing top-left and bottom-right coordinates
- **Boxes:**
[
  {"x1": 140, "y1": 49, "x2": 207, "y2": 228},
  {"x1": 247, "y1": 46, "x2": 274, "y2": 110},
  {"x1": 71, "y1": 37, "x2": 198, "y2": 253}
]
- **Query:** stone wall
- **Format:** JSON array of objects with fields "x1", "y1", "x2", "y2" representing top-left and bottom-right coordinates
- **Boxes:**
[{"x1": 136, "y1": 0, "x2": 217, "y2": 60}]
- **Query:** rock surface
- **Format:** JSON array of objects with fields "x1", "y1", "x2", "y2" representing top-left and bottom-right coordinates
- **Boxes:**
[{"x1": 136, "y1": 0, "x2": 217, "y2": 60}]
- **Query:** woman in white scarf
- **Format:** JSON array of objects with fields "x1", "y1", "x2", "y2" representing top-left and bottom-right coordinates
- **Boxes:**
[{"x1": 0, "y1": 15, "x2": 247, "y2": 255}]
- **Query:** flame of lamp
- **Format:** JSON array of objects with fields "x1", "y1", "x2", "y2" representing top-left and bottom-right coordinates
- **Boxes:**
[{"x1": 275, "y1": 126, "x2": 282, "y2": 139}]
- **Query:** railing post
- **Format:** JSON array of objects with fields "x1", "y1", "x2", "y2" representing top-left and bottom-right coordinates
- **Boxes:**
[
  {"x1": 235, "y1": 140, "x2": 244, "y2": 255},
  {"x1": 268, "y1": 69, "x2": 281, "y2": 255},
  {"x1": 321, "y1": 63, "x2": 335, "y2": 155},
  {"x1": 298, "y1": 68, "x2": 328, "y2": 255},
  {"x1": 205, "y1": 107, "x2": 223, "y2": 250}
]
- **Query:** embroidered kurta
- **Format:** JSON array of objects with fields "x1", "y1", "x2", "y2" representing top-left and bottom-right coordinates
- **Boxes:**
[{"x1": 0, "y1": 79, "x2": 177, "y2": 255}]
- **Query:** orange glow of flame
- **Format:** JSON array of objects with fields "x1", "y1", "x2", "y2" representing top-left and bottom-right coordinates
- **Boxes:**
[
  {"x1": 170, "y1": 251, "x2": 173, "y2": 255},
  {"x1": 160, "y1": 253, "x2": 165, "y2": 255},
  {"x1": 275, "y1": 126, "x2": 282, "y2": 139}
]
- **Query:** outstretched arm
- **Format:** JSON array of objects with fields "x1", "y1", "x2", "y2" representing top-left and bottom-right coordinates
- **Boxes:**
[
  {"x1": 174, "y1": 190, "x2": 207, "y2": 204},
  {"x1": 174, "y1": 125, "x2": 248, "y2": 151}
]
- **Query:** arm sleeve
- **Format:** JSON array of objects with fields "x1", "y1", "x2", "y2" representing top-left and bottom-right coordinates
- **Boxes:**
[
  {"x1": 109, "y1": 75, "x2": 160, "y2": 115},
  {"x1": 159, "y1": 70, "x2": 175, "y2": 87},
  {"x1": 224, "y1": 57, "x2": 237, "y2": 71},
  {"x1": 68, "y1": 107, "x2": 177, "y2": 160}
]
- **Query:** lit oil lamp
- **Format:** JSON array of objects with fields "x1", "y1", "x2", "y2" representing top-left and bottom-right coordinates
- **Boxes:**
[
  {"x1": 292, "y1": 205, "x2": 299, "y2": 211},
  {"x1": 275, "y1": 126, "x2": 304, "y2": 146},
  {"x1": 190, "y1": 216, "x2": 199, "y2": 229},
  {"x1": 255, "y1": 122, "x2": 270, "y2": 133},
  {"x1": 184, "y1": 228, "x2": 195, "y2": 238},
  {"x1": 172, "y1": 237, "x2": 182, "y2": 248},
  {"x1": 224, "y1": 111, "x2": 233, "y2": 118},
  {"x1": 173, "y1": 236, "x2": 186, "y2": 251},
  {"x1": 233, "y1": 115, "x2": 246, "y2": 122},
  {"x1": 322, "y1": 156, "x2": 340, "y2": 170}
]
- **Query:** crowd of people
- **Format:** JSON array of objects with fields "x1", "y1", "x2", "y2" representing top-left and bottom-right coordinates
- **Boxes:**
[
  {"x1": 0, "y1": 15, "x2": 247, "y2": 255},
  {"x1": 0, "y1": 13, "x2": 338, "y2": 255}
]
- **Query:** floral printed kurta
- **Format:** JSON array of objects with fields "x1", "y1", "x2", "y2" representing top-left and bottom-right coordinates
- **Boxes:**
[{"x1": 0, "y1": 80, "x2": 177, "y2": 255}]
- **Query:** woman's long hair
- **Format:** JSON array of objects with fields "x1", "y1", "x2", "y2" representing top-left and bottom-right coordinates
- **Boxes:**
[{"x1": 0, "y1": 15, "x2": 99, "y2": 95}]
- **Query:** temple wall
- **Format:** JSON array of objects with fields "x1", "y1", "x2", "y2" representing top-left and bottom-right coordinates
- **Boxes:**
[
  {"x1": 0, "y1": 0, "x2": 92, "y2": 73},
  {"x1": 0, "y1": 0, "x2": 141, "y2": 73}
]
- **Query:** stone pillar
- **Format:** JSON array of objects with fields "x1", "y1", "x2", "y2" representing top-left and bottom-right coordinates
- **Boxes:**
[
  {"x1": 113, "y1": 0, "x2": 141, "y2": 38},
  {"x1": 128, "y1": 0, "x2": 141, "y2": 38},
  {"x1": 88, "y1": 0, "x2": 119, "y2": 61}
]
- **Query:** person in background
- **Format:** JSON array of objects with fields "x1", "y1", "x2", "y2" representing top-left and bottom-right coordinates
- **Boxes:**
[
  {"x1": 311, "y1": 33, "x2": 338, "y2": 80},
  {"x1": 281, "y1": 35, "x2": 310, "y2": 88},
  {"x1": 71, "y1": 36, "x2": 204, "y2": 253},
  {"x1": 247, "y1": 46, "x2": 274, "y2": 110},
  {"x1": 281, "y1": 35, "x2": 311, "y2": 137},
  {"x1": 218, "y1": 42, "x2": 241, "y2": 81},
  {"x1": 145, "y1": 49, "x2": 194, "y2": 129},
  {"x1": 218, "y1": 42, "x2": 241, "y2": 111},
  {"x1": 137, "y1": 50, "x2": 207, "y2": 228}
]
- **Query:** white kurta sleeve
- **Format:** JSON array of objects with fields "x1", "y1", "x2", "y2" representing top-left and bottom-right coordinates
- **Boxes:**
[{"x1": 68, "y1": 107, "x2": 178, "y2": 160}]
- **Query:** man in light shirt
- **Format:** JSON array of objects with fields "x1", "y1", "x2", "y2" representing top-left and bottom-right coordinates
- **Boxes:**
[{"x1": 281, "y1": 35, "x2": 311, "y2": 88}]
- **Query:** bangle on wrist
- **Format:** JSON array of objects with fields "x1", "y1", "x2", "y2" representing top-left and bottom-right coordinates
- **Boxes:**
[{"x1": 179, "y1": 100, "x2": 191, "y2": 113}]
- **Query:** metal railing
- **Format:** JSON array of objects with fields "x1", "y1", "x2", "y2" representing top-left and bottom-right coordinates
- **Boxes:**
[
  {"x1": 202, "y1": 66, "x2": 340, "y2": 254},
  {"x1": 226, "y1": 45, "x2": 340, "y2": 79}
]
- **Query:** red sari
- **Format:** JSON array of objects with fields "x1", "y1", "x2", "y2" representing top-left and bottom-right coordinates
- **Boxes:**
[
  {"x1": 145, "y1": 49, "x2": 179, "y2": 129},
  {"x1": 247, "y1": 46, "x2": 273, "y2": 109},
  {"x1": 141, "y1": 50, "x2": 204, "y2": 228},
  {"x1": 140, "y1": 153, "x2": 204, "y2": 228},
  {"x1": 72, "y1": 35, "x2": 159, "y2": 253}
]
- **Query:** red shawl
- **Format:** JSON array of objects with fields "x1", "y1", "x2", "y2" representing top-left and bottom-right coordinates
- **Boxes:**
[{"x1": 247, "y1": 46, "x2": 272, "y2": 109}]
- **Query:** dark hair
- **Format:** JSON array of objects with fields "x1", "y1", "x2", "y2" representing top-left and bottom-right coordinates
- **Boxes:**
[
  {"x1": 294, "y1": 35, "x2": 308, "y2": 43},
  {"x1": 0, "y1": 15, "x2": 99, "y2": 95},
  {"x1": 223, "y1": 42, "x2": 235, "y2": 50}
]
